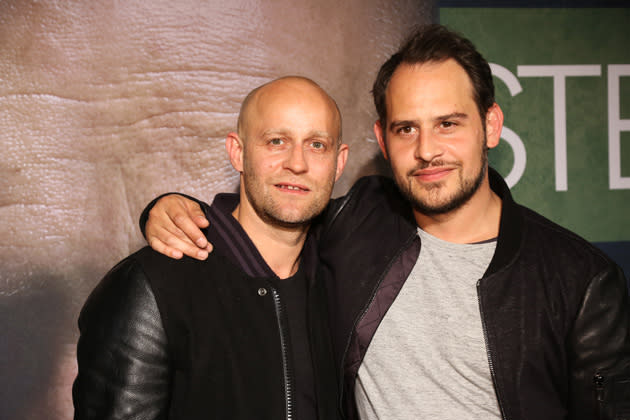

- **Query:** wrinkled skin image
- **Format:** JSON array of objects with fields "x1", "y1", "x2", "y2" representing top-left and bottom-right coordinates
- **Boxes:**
[{"x1": 0, "y1": 0, "x2": 432, "y2": 418}]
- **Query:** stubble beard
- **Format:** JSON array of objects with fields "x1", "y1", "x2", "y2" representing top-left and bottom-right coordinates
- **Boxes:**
[
  {"x1": 242, "y1": 171, "x2": 334, "y2": 229},
  {"x1": 396, "y1": 147, "x2": 488, "y2": 217}
]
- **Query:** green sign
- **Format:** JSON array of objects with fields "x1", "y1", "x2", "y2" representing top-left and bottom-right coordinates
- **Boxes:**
[{"x1": 440, "y1": 8, "x2": 630, "y2": 242}]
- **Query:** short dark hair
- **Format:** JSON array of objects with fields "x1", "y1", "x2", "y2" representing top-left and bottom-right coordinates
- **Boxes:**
[{"x1": 372, "y1": 24, "x2": 495, "y2": 128}]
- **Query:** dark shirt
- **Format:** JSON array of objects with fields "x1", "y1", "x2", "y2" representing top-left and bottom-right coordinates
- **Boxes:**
[
  {"x1": 270, "y1": 266, "x2": 317, "y2": 420},
  {"x1": 206, "y1": 194, "x2": 318, "y2": 419}
]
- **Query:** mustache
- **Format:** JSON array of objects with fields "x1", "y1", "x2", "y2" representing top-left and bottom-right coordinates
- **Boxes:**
[{"x1": 406, "y1": 160, "x2": 459, "y2": 176}]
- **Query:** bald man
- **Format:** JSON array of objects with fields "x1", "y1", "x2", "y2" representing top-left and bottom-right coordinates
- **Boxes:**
[{"x1": 72, "y1": 77, "x2": 348, "y2": 420}]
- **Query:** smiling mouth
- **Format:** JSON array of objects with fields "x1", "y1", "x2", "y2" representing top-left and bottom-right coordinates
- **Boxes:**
[
  {"x1": 276, "y1": 183, "x2": 309, "y2": 192},
  {"x1": 412, "y1": 167, "x2": 452, "y2": 175},
  {"x1": 410, "y1": 166, "x2": 455, "y2": 183}
]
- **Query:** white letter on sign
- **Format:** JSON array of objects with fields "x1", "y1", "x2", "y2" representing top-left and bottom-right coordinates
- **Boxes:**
[
  {"x1": 518, "y1": 65, "x2": 601, "y2": 191},
  {"x1": 608, "y1": 65, "x2": 630, "y2": 190},
  {"x1": 490, "y1": 63, "x2": 526, "y2": 188}
]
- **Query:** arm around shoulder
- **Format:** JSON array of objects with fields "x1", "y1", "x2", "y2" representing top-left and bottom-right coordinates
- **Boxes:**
[
  {"x1": 139, "y1": 193, "x2": 212, "y2": 260},
  {"x1": 139, "y1": 192, "x2": 209, "y2": 239},
  {"x1": 73, "y1": 258, "x2": 170, "y2": 420}
]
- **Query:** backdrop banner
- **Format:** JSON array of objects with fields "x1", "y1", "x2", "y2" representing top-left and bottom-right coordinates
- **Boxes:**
[{"x1": 0, "y1": 1, "x2": 432, "y2": 418}]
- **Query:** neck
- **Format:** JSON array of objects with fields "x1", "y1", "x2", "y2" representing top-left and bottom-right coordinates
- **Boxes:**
[
  {"x1": 414, "y1": 180, "x2": 502, "y2": 244},
  {"x1": 232, "y1": 203, "x2": 309, "y2": 280}
]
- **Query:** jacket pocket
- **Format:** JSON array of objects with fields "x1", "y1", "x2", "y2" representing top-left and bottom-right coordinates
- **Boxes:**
[{"x1": 595, "y1": 361, "x2": 630, "y2": 420}]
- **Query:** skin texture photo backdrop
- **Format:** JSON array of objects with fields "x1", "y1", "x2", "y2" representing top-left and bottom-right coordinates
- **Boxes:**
[{"x1": 0, "y1": 1, "x2": 433, "y2": 418}]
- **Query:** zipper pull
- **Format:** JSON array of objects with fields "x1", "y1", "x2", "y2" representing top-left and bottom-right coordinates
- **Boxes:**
[{"x1": 593, "y1": 372, "x2": 605, "y2": 402}]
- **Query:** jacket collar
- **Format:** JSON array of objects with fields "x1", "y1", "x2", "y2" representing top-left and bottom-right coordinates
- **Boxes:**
[
  {"x1": 484, "y1": 167, "x2": 524, "y2": 276},
  {"x1": 203, "y1": 193, "x2": 319, "y2": 283}
]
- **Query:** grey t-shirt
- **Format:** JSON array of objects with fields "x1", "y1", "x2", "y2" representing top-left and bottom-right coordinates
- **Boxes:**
[{"x1": 355, "y1": 228, "x2": 501, "y2": 420}]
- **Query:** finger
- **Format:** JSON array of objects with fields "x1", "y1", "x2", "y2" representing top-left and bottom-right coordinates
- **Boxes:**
[
  {"x1": 146, "y1": 204, "x2": 182, "y2": 238},
  {"x1": 180, "y1": 197, "x2": 208, "y2": 224},
  {"x1": 156, "y1": 225, "x2": 209, "y2": 261},
  {"x1": 146, "y1": 202, "x2": 195, "y2": 243},
  {"x1": 194, "y1": 215, "x2": 210, "y2": 228},
  {"x1": 171, "y1": 212, "x2": 208, "y2": 249},
  {"x1": 147, "y1": 194, "x2": 211, "y2": 254},
  {"x1": 188, "y1": 206, "x2": 209, "y2": 228},
  {"x1": 148, "y1": 237, "x2": 184, "y2": 260}
]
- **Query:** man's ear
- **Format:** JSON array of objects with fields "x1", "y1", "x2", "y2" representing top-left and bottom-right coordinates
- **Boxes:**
[
  {"x1": 225, "y1": 132, "x2": 244, "y2": 172},
  {"x1": 334, "y1": 143, "x2": 350, "y2": 182},
  {"x1": 374, "y1": 120, "x2": 389, "y2": 160},
  {"x1": 485, "y1": 103, "x2": 504, "y2": 149}
]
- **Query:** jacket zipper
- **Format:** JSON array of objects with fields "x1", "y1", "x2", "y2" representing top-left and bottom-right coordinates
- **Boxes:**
[
  {"x1": 593, "y1": 372, "x2": 605, "y2": 401},
  {"x1": 477, "y1": 279, "x2": 508, "y2": 420},
  {"x1": 272, "y1": 287, "x2": 294, "y2": 420},
  {"x1": 594, "y1": 372, "x2": 605, "y2": 420}
]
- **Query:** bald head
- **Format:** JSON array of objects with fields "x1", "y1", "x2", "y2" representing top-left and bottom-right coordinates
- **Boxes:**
[
  {"x1": 226, "y1": 74, "x2": 349, "y2": 236},
  {"x1": 237, "y1": 76, "x2": 342, "y2": 146}
]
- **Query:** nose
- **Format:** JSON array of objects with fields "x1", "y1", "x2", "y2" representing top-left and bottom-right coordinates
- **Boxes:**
[
  {"x1": 415, "y1": 129, "x2": 444, "y2": 162},
  {"x1": 284, "y1": 144, "x2": 308, "y2": 173}
]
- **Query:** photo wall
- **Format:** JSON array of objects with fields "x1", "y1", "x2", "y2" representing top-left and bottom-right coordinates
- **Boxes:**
[{"x1": 0, "y1": 1, "x2": 432, "y2": 418}]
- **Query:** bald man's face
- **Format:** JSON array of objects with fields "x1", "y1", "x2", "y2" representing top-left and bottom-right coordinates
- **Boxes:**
[{"x1": 230, "y1": 79, "x2": 347, "y2": 227}]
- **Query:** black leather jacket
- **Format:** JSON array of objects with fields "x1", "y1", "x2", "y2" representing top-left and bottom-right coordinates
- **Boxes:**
[
  {"x1": 129, "y1": 169, "x2": 629, "y2": 419},
  {"x1": 317, "y1": 169, "x2": 630, "y2": 420},
  {"x1": 73, "y1": 194, "x2": 339, "y2": 420}
]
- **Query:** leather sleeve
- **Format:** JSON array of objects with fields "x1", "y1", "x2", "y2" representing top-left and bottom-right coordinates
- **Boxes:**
[
  {"x1": 569, "y1": 263, "x2": 630, "y2": 420},
  {"x1": 73, "y1": 258, "x2": 171, "y2": 420}
]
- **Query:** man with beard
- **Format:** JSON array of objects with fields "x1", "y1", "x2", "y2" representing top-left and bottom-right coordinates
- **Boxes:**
[
  {"x1": 73, "y1": 76, "x2": 348, "y2": 419},
  {"x1": 139, "y1": 26, "x2": 630, "y2": 420}
]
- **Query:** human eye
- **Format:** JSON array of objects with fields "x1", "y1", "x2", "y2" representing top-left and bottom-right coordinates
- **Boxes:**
[
  {"x1": 395, "y1": 126, "x2": 415, "y2": 135},
  {"x1": 440, "y1": 121, "x2": 456, "y2": 129},
  {"x1": 306, "y1": 137, "x2": 331, "y2": 152},
  {"x1": 269, "y1": 137, "x2": 284, "y2": 146},
  {"x1": 311, "y1": 140, "x2": 325, "y2": 150}
]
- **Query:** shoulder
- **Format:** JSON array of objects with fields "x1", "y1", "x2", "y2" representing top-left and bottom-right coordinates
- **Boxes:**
[
  {"x1": 323, "y1": 175, "x2": 413, "y2": 231},
  {"x1": 337, "y1": 175, "x2": 399, "y2": 205},
  {"x1": 517, "y1": 205, "x2": 622, "y2": 284},
  {"x1": 128, "y1": 246, "x2": 225, "y2": 288},
  {"x1": 78, "y1": 250, "x2": 162, "y2": 332},
  {"x1": 79, "y1": 246, "x2": 221, "y2": 331}
]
